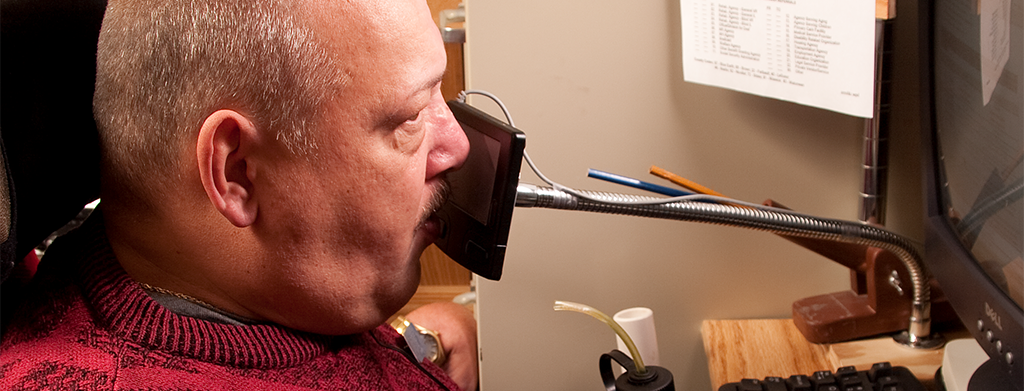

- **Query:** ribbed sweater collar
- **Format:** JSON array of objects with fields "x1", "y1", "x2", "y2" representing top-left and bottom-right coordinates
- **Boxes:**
[{"x1": 58, "y1": 210, "x2": 334, "y2": 369}]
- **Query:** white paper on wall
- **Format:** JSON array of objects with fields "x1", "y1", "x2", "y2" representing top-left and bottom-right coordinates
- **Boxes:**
[{"x1": 681, "y1": 0, "x2": 877, "y2": 118}]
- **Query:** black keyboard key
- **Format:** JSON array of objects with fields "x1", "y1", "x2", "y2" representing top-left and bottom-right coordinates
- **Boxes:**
[
  {"x1": 719, "y1": 384, "x2": 740, "y2": 391},
  {"x1": 787, "y1": 375, "x2": 813, "y2": 391},
  {"x1": 843, "y1": 383, "x2": 870, "y2": 391},
  {"x1": 836, "y1": 366, "x2": 871, "y2": 391},
  {"x1": 812, "y1": 370, "x2": 835, "y2": 381},
  {"x1": 836, "y1": 366, "x2": 858, "y2": 384},
  {"x1": 877, "y1": 375, "x2": 899, "y2": 387},
  {"x1": 835, "y1": 366, "x2": 856, "y2": 376},
  {"x1": 868, "y1": 362, "x2": 893, "y2": 382},
  {"x1": 811, "y1": 370, "x2": 837, "y2": 391},
  {"x1": 739, "y1": 378, "x2": 763, "y2": 391},
  {"x1": 717, "y1": 363, "x2": 924, "y2": 391},
  {"x1": 891, "y1": 367, "x2": 927, "y2": 391},
  {"x1": 763, "y1": 377, "x2": 787, "y2": 391}
]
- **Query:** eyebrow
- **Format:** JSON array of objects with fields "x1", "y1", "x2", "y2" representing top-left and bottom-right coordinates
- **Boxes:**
[
  {"x1": 379, "y1": 71, "x2": 447, "y2": 127},
  {"x1": 420, "y1": 70, "x2": 446, "y2": 93},
  {"x1": 402, "y1": 68, "x2": 445, "y2": 108}
]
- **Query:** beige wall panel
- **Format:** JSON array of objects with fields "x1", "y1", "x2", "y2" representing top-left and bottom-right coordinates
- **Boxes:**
[{"x1": 464, "y1": 0, "x2": 924, "y2": 389}]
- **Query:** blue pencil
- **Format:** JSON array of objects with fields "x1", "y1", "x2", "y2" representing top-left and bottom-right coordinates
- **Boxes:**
[{"x1": 587, "y1": 168, "x2": 693, "y2": 197}]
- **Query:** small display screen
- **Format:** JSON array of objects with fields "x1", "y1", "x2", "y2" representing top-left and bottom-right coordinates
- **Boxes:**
[
  {"x1": 448, "y1": 123, "x2": 502, "y2": 225},
  {"x1": 433, "y1": 100, "x2": 525, "y2": 280}
]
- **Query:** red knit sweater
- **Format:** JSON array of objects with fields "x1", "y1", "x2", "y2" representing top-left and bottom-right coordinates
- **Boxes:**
[{"x1": 0, "y1": 213, "x2": 459, "y2": 390}]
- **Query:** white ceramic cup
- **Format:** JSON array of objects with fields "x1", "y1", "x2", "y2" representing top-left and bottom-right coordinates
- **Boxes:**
[{"x1": 613, "y1": 307, "x2": 660, "y2": 372}]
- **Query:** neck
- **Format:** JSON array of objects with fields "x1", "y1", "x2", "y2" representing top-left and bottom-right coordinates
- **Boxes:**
[{"x1": 102, "y1": 201, "x2": 266, "y2": 323}]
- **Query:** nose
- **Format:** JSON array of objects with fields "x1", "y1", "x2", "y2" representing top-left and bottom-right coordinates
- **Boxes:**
[{"x1": 425, "y1": 95, "x2": 470, "y2": 179}]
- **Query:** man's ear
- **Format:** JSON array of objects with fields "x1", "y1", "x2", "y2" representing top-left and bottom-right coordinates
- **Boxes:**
[{"x1": 196, "y1": 110, "x2": 259, "y2": 227}]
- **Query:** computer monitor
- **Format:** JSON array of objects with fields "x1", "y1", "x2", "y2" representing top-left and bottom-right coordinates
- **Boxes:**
[{"x1": 919, "y1": 0, "x2": 1023, "y2": 389}]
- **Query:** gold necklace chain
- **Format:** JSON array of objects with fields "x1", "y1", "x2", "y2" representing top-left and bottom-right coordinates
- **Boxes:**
[{"x1": 136, "y1": 281, "x2": 221, "y2": 310}]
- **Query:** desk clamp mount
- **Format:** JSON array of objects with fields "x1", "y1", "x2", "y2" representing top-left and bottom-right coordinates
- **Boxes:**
[{"x1": 515, "y1": 183, "x2": 945, "y2": 349}]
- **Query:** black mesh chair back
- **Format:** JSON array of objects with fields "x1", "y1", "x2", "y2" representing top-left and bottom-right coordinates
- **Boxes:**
[{"x1": 1, "y1": 0, "x2": 108, "y2": 283}]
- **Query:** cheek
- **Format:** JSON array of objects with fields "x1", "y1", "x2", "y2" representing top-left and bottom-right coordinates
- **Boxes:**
[
  {"x1": 321, "y1": 128, "x2": 432, "y2": 236},
  {"x1": 367, "y1": 135, "x2": 431, "y2": 195},
  {"x1": 354, "y1": 151, "x2": 429, "y2": 222}
]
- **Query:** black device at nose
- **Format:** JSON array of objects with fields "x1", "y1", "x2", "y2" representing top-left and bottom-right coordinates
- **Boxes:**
[{"x1": 433, "y1": 100, "x2": 525, "y2": 281}]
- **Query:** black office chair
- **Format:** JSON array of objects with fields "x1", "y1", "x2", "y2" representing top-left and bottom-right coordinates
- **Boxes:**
[{"x1": 0, "y1": 0, "x2": 108, "y2": 289}]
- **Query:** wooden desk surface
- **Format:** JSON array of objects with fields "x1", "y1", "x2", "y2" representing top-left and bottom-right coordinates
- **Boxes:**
[{"x1": 702, "y1": 319, "x2": 949, "y2": 391}]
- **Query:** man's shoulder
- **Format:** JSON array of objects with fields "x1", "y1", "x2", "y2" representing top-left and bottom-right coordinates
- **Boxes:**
[{"x1": 0, "y1": 279, "x2": 124, "y2": 389}]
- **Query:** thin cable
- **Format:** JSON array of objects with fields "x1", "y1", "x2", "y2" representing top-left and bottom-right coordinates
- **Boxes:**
[
  {"x1": 458, "y1": 90, "x2": 568, "y2": 190},
  {"x1": 456, "y1": 90, "x2": 862, "y2": 223}
]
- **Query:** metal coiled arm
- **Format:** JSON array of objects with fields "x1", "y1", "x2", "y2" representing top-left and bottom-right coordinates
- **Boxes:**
[{"x1": 515, "y1": 183, "x2": 943, "y2": 348}]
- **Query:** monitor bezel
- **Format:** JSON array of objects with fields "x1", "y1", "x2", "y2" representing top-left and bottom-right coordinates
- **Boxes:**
[{"x1": 918, "y1": 0, "x2": 1023, "y2": 388}]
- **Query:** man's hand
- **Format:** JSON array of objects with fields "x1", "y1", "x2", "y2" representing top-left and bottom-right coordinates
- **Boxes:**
[{"x1": 405, "y1": 301, "x2": 478, "y2": 391}]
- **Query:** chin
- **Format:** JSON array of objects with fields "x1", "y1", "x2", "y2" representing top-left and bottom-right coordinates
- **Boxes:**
[
  {"x1": 377, "y1": 250, "x2": 423, "y2": 317},
  {"x1": 397, "y1": 252, "x2": 423, "y2": 300}
]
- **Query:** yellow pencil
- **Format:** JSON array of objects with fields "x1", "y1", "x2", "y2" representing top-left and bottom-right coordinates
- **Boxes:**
[{"x1": 649, "y1": 165, "x2": 727, "y2": 198}]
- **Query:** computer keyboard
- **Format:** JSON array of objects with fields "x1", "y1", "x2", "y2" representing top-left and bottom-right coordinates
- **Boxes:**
[{"x1": 717, "y1": 362, "x2": 926, "y2": 391}]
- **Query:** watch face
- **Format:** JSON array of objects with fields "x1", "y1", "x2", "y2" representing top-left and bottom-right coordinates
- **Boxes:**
[
  {"x1": 402, "y1": 323, "x2": 443, "y2": 365},
  {"x1": 422, "y1": 336, "x2": 441, "y2": 362}
]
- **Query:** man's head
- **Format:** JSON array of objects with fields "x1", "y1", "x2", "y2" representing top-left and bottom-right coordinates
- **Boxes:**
[
  {"x1": 94, "y1": 0, "x2": 338, "y2": 193},
  {"x1": 93, "y1": 0, "x2": 469, "y2": 335}
]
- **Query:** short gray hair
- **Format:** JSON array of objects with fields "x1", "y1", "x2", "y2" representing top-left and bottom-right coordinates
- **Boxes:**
[{"x1": 94, "y1": 0, "x2": 344, "y2": 194}]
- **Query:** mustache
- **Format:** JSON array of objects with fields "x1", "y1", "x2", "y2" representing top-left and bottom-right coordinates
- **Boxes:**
[{"x1": 422, "y1": 178, "x2": 451, "y2": 221}]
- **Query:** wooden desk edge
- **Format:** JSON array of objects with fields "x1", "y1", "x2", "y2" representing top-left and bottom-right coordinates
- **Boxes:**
[{"x1": 702, "y1": 319, "x2": 945, "y2": 391}]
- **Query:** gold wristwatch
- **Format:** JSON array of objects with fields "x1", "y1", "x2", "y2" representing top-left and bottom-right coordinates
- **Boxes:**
[{"x1": 390, "y1": 315, "x2": 446, "y2": 365}]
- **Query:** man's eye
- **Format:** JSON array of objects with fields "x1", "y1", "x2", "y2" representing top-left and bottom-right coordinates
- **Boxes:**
[{"x1": 404, "y1": 111, "x2": 422, "y2": 124}]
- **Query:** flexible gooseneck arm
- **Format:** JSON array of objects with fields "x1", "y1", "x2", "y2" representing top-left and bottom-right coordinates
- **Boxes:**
[{"x1": 516, "y1": 183, "x2": 943, "y2": 349}]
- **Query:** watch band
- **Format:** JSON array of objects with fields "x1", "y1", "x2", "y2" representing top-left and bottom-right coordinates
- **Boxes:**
[{"x1": 390, "y1": 315, "x2": 446, "y2": 366}]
